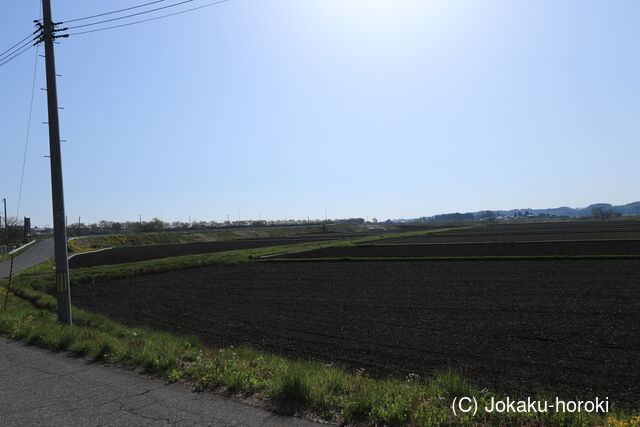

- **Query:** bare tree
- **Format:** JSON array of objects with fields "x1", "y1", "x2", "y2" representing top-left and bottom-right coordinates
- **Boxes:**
[{"x1": 1, "y1": 217, "x2": 24, "y2": 246}]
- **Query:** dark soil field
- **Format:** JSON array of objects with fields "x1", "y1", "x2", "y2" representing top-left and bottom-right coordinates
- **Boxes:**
[
  {"x1": 382, "y1": 231, "x2": 640, "y2": 244},
  {"x1": 277, "y1": 239, "x2": 640, "y2": 259},
  {"x1": 72, "y1": 259, "x2": 640, "y2": 407},
  {"x1": 68, "y1": 237, "x2": 337, "y2": 269},
  {"x1": 378, "y1": 220, "x2": 640, "y2": 244}
]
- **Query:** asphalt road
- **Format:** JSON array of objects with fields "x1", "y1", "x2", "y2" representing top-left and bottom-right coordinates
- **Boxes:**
[
  {"x1": 0, "y1": 339, "x2": 323, "y2": 426},
  {"x1": 0, "y1": 239, "x2": 54, "y2": 279}
]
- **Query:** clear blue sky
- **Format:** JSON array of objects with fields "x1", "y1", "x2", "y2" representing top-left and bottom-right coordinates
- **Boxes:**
[{"x1": 1, "y1": 0, "x2": 639, "y2": 226}]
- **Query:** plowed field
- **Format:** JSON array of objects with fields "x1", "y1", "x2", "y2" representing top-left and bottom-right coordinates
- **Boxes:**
[
  {"x1": 376, "y1": 220, "x2": 640, "y2": 244},
  {"x1": 277, "y1": 240, "x2": 640, "y2": 258},
  {"x1": 71, "y1": 259, "x2": 640, "y2": 407}
]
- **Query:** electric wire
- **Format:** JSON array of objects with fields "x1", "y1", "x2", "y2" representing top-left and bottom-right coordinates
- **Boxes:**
[
  {"x1": 0, "y1": 35, "x2": 38, "y2": 64},
  {"x1": 0, "y1": 30, "x2": 38, "y2": 59},
  {"x1": 66, "y1": 0, "x2": 228, "y2": 36},
  {"x1": 16, "y1": 44, "x2": 40, "y2": 220},
  {"x1": 61, "y1": 0, "x2": 167, "y2": 24},
  {"x1": 0, "y1": 44, "x2": 35, "y2": 68},
  {"x1": 65, "y1": 0, "x2": 196, "y2": 30}
]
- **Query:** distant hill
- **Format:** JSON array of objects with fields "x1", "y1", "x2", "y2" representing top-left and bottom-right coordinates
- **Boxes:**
[
  {"x1": 494, "y1": 201, "x2": 640, "y2": 218},
  {"x1": 393, "y1": 201, "x2": 640, "y2": 223}
]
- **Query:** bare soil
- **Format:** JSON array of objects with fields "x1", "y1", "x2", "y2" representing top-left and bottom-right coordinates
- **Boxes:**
[
  {"x1": 378, "y1": 220, "x2": 640, "y2": 244},
  {"x1": 71, "y1": 259, "x2": 640, "y2": 407},
  {"x1": 278, "y1": 240, "x2": 640, "y2": 258}
]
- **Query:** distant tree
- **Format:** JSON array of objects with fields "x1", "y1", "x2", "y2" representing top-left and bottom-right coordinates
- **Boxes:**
[
  {"x1": 1, "y1": 216, "x2": 24, "y2": 245},
  {"x1": 432, "y1": 212, "x2": 474, "y2": 222},
  {"x1": 98, "y1": 220, "x2": 112, "y2": 229},
  {"x1": 592, "y1": 207, "x2": 616, "y2": 220},
  {"x1": 478, "y1": 210, "x2": 497, "y2": 220},
  {"x1": 142, "y1": 217, "x2": 166, "y2": 232}
]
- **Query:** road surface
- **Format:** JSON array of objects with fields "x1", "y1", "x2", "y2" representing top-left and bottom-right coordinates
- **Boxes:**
[
  {"x1": 0, "y1": 339, "x2": 323, "y2": 426},
  {"x1": 0, "y1": 239, "x2": 54, "y2": 279}
]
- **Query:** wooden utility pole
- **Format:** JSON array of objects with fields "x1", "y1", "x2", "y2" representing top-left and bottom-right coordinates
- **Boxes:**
[
  {"x1": 3, "y1": 198, "x2": 8, "y2": 247},
  {"x1": 42, "y1": 0, "x2": 72, "y2": 325}
]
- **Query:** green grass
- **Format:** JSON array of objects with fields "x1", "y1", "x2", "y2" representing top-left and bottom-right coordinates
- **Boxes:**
[{"x1": 271, "y1": 364, "x2": 313, "y2": 410}]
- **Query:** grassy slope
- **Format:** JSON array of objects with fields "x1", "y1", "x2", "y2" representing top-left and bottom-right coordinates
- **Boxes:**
[
  {"x1": 67, "y1": 223, "x2": 382, "y2": 252},
  {"x1": 2, "y1": 227, "x2": 639, "y2": 426}
]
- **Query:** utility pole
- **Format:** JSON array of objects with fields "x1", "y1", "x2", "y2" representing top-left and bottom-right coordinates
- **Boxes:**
[
  {"x1": 42, "y1": 0, "x2": 72, "y2": 325},
  {"x1": 3, "y1": 198, "x2": 8, "y2": 247}
]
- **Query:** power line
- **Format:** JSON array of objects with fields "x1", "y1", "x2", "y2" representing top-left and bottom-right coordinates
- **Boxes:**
[
  {"x1": 0, "y1": 44, "x2": 35, "y2": 69},
  {"x1": 65, "y1": 0, "x2": 196, "y2": 30},
  {"x1": 66, "y1": 0, "x2": 229, "y2": 36},
  {"x1": 61, "y1": 0, "x2": 167, "y2": 24},
  {"x1": 0, "y1": 30, "x2": 38, "y2": 59},
  {"x1": 0, "y1": 35, "x2": 38, "y2": 64},
  {"x1": 16, "y1": 45, "x2": 41, "y2": 220}
]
